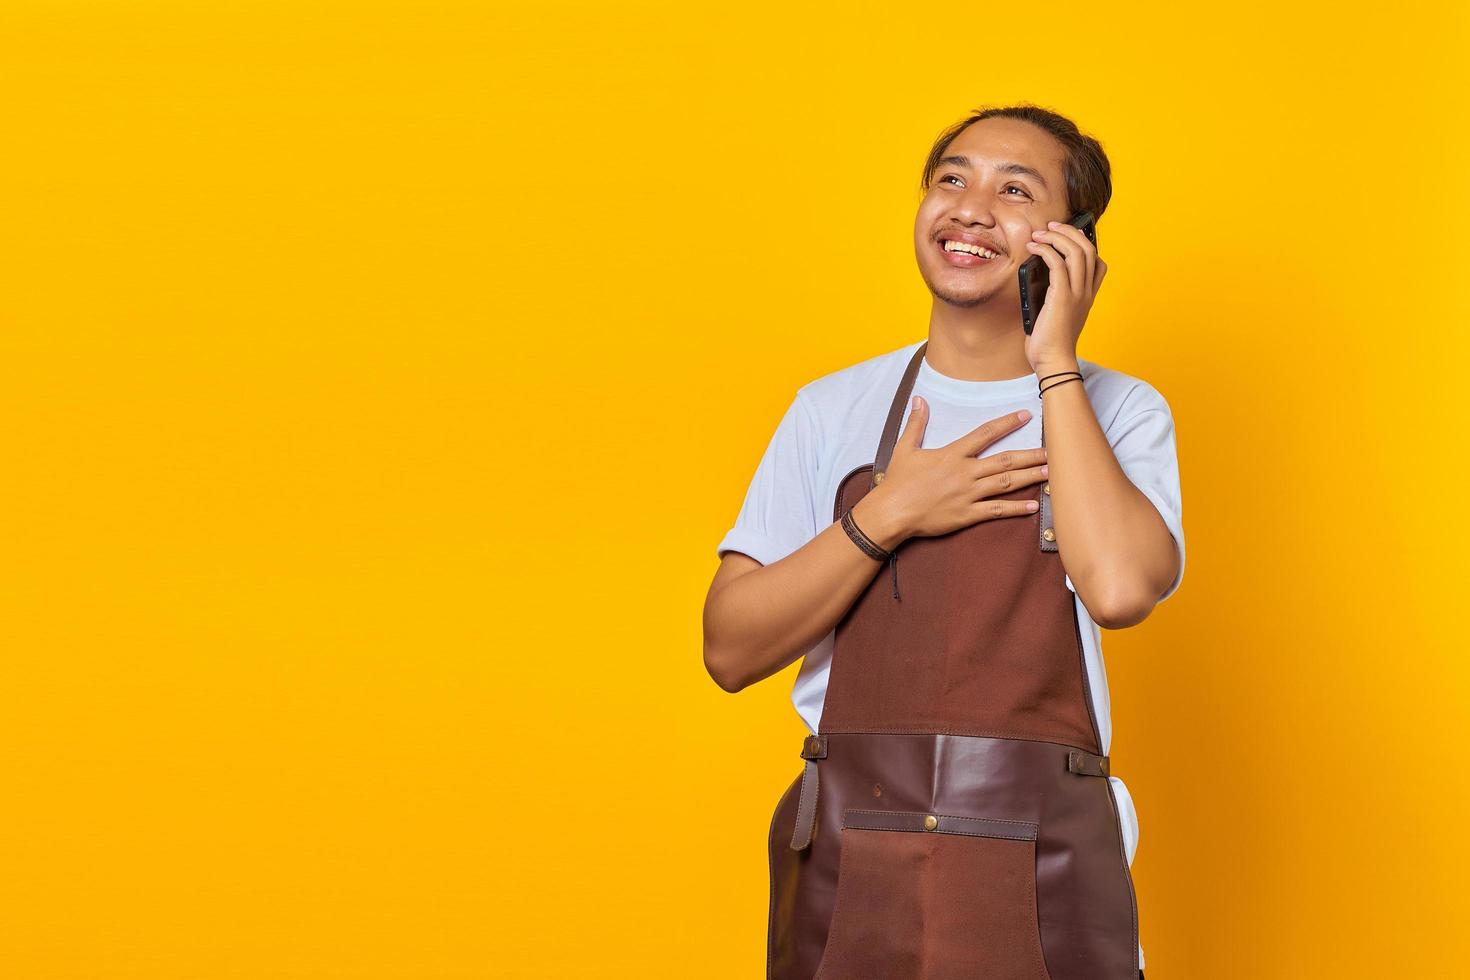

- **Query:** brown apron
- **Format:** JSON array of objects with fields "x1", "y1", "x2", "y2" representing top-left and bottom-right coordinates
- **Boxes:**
[{"x1": 767, "y1": 342, "x2": 1143, "y2": 980}]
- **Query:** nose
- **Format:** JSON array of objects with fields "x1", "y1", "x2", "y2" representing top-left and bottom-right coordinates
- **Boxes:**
[{"x1": 950, "y1": 184, "x2": 997, "y2": 227}]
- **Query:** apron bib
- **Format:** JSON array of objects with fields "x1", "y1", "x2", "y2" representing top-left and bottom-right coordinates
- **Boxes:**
[{"x1": 767, "y1": 342, "x2": 1142, "y2": 980}]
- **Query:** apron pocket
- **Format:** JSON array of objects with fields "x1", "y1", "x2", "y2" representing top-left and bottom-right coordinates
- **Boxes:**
[{"x1": 812, "y1": 808, "x2": 1051, "y2": 980}]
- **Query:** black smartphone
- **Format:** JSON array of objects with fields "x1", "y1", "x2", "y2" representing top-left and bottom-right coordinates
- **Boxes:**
[{"x1": 1019, "y1": 210, "x2": 1097, "y2": 336}]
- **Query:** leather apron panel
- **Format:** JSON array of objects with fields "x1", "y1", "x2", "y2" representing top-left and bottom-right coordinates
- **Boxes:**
[{"x1": 770, "y1": 735, "x2": 1136, "y2": 980}]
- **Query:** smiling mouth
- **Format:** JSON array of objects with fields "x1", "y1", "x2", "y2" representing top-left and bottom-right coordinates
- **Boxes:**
[{"x1": 936, "y1": 238, "x2": 1005, "y2": 268}]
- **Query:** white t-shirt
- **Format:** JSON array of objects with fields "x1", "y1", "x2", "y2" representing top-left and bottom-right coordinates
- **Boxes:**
[{"x1": 717, "y1": 338, "x2": 1184, "y2": 972}]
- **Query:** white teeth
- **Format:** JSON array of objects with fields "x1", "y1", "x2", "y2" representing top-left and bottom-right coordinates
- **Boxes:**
[{"x1": 943, "y1": 240, "x2": 999, "y2": 260}]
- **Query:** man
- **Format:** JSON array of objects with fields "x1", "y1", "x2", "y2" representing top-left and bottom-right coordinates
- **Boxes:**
[{"x1": 703, "y1": 105, "x2": 1183, "y2": 979}]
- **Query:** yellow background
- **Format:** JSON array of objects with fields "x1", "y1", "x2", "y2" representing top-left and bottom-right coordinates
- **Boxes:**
[{"x1": 1, "y1": 1, "x2": 1466, "y2": 977}]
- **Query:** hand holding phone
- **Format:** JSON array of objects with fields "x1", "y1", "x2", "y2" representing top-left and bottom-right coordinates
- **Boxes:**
[{"x1": 1018, "y1": 211, "x2": 1098, "y2": 336}]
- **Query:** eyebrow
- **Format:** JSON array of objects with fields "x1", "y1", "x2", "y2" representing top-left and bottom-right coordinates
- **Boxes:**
[{"x1": 937, "y1": 154, "x2": 1050, "y2": 191}]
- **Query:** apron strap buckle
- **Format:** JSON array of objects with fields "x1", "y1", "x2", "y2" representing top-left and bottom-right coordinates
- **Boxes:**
[
  {"x1": 800, "y1": 735, "x2": 827, "y2": 760},
  {"x1": 1067, "y1": 749, "x2": 1110, "y2": 777},
  {"x1": 790, "y1": 735, "x2": 828, "y2": 850}
]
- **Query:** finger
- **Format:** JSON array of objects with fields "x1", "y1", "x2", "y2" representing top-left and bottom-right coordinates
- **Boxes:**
[
  {"x1": 1023, "y1": 237, "x2": 1066, "y2": 296},
  {"x1": 969, "y1": 496, "x2": 1042, "y2": 523},
  {"x1": 975, "y1": 462, "x2": 1049, "y2": 499},
  {"x1": 969, "y1": 447, "x2": 1048, "y2": 479},
  {"x1": 895, "y1": 394, "x2": 928, "y2": 454},
  {"x1": 949, "y1": 408, "x2": 1032, "y2": 458},
  {"x1": 1045, "y1": 220, "x2": 1097, "y2": 292},
  {"x1": 1029, "y1": 228, "x2": 1085, "y2": 297},
  {"x1": 1045, "y1": 220, "x2": 1095, "y2": 255}
]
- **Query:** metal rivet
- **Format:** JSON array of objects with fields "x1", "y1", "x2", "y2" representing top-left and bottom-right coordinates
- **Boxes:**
[
  {"x1": 1042, "y1": 527, "x2": 1055, "y2": 542},
  {"x1": 1043, "y1": 483, "x2": 1050, "y2": 494},
  {"x1": 872, "y1": 783, "x2": 883, "y2": 798},
  {"x1": 873, "y1": 471, "x2": 885, "y2": 484},
  {"x1": 923, "y1": 814, "x2": 938, "y2": 831}
]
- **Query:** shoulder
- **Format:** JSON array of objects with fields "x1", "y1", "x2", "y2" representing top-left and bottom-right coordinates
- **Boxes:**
[
  {"x1": 795, "y1": 339, "x2": 925, "y2": 417},
  {"x1": 1075, "y1": 357, "x2": 1175, "y2": 431}
]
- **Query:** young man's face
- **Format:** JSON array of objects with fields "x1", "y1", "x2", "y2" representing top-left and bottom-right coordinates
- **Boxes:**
[{"x1": 913, "y1": 117, "x2": 1074, "y2": 309}]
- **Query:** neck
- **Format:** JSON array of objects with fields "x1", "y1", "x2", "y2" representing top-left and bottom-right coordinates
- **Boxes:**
[{"x1": 924, "y1": 301, "x2": 1035, "y2": 381}]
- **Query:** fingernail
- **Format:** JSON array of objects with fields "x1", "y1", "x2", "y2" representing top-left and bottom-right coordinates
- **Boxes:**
[
  {"x1": 1027, "y1": 500, "x2": 1039, "y2": 511},
  {"x1": 1032, "y1": 229, "x2": 1045, "y2": 237},
  {"x1": 1019, "y1": 409, "x2": 1032, "y2": 421},
  {"x1": 911, "y1": 395, "x2": 920, "y2": 410},
  {"x1": 1040, "y1": 465, "x2": 1049, "y2": 475}
]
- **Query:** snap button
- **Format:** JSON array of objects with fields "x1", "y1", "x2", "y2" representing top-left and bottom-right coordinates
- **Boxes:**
[
  {"x1": 923, "y1": 814, "x2": 938, "y2": 831},
  {"x1": 1042, "y1": 527, "x2": 1055, "y2": 542},
  {"x1": 873, "y1": 471, "x2": 885, "y2": 484},
  {"x1": 1043, "y1": 482, "x2": 1050, "y2": 494}
]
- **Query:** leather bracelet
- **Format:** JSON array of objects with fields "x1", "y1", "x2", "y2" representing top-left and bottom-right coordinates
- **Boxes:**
[
  {"x1": 841, "y1": 508, "x2": 891, "y2": 562},
  {"x1": 1038, "y1": 375, "x2": 1084, "y2": 398},
  {"x1": 843, "y1": 508, "x2": 904, "y2": 601}
]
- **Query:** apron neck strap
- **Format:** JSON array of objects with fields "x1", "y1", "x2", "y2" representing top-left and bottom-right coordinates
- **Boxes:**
[{"x1": 872, "y1": 341, "x2": 928, "y2": 489}]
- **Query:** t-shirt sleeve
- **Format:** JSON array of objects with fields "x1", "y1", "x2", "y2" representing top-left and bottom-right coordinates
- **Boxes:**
[
  {"x1": 716, "y1": 391, "x2": 822, "y2": 567},
  {"x1": 1107, "y1": 385, "x2": 1186, "y2": 603}
]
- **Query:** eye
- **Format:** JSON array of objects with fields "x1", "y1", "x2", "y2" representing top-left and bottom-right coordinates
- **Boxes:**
[
  {"x1": 1004, "y1": 185, "x2": 1033, "y2": 199},
  {"x1": 939, "y1": 174, "x2": 962, "y2": 187}
]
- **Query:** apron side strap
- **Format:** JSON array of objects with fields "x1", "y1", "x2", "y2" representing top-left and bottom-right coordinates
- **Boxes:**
[
  {"x1": 1038, "y1": 468, "x2": 1059, "y2": 553},
  {"x1": 1038, "y1": 421, "x2": 1058, "y2": 552},
  {"x1": 790, "y1": 735, "x2": 828, "y2": 851},
  {"x1": 1067, "y1": 749, "x2": 1110, "y2": 777}
]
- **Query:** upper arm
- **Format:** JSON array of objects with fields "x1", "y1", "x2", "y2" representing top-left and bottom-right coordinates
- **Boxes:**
[
  {"x1": 1106, "y1": 385, "x2": 1185, "y2": 604},
  {"x1": 706, "y1": 549, "x2": 762, "y2": 607},
  {"x1": 706, "y1": 392, "x2": 822, "y2": 679},
  {"x1": 713, "y1": 390, "x2": 824, "y2": 571}
]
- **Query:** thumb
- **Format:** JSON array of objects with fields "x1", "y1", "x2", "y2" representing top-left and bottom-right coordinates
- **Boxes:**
[{"x1": 895, "y1": 394, "x2": 927, "y2": 455}]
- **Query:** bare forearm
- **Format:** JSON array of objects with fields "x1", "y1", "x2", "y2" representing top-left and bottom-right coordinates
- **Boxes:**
[
  {"x1": 1039, "y1": 359, "x2": 1178, "y2": 626},
  {"x1": 703, "y1": 488, "x2": 907, "y2": 692}
]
